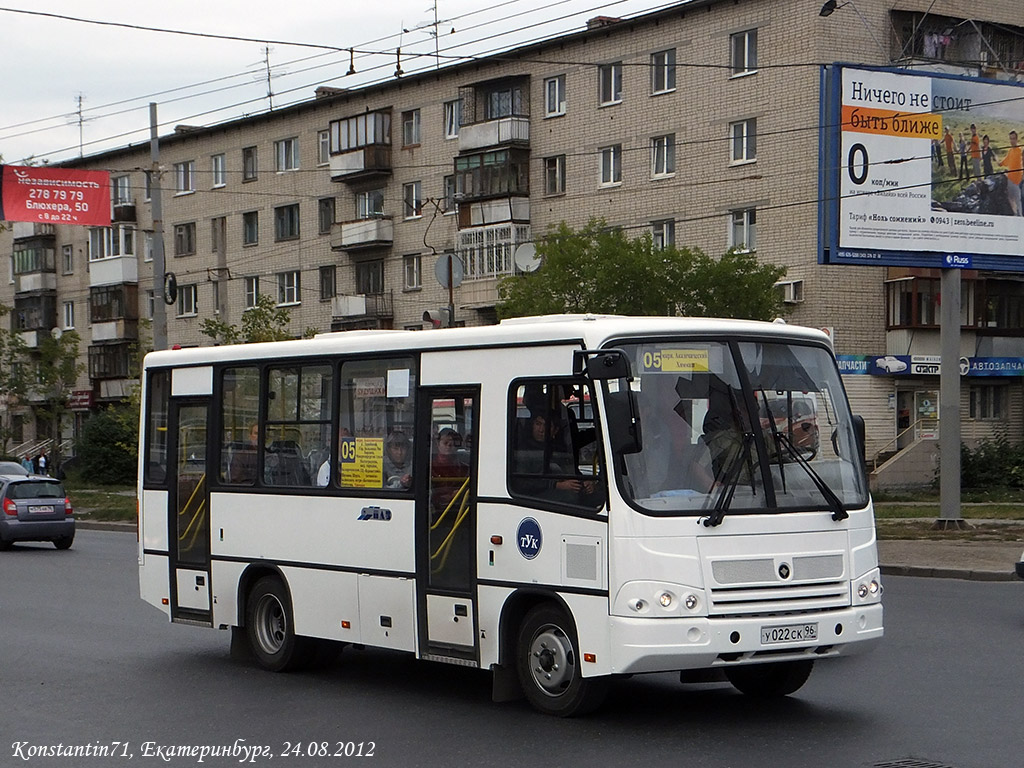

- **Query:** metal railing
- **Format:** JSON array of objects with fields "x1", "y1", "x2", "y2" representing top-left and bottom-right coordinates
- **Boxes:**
[{"x1": 870, "y1": 419, "x2": 927, "y2": 471}]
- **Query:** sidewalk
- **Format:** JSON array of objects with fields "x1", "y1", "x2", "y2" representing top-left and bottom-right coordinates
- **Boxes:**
[{"x1": 78, "y1": 520, "x2": 1023, "y2": 582}]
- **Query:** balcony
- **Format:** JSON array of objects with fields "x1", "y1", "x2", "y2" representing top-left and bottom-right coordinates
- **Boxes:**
[
  {"x1": 112, "y1": 202, "x2": 137, "y2": 222},
  {"x1": 89, "y1": 255, "x2": 138, "y2": 287},
  {"x1": 458, "y1": 116, "x2": 529, "y2": 152},
  {"x1": 331, "y1": 291, "x2": 393, "y2": 319},
  {"x1": 330, "y1": 217, "x2": 394, "y2": 251},
  {"x1": 15, "y1": 271, "x2": 57, "y2": 294},
  {"x1": 11, "y1": 222, "x2": 55, "y2": 240},
  {"x1": 329, "y1": 146, "x2": 392, "y2": 183},
  {"x1": 91, "y1": 319, "x2": 139, "y2": 343}
]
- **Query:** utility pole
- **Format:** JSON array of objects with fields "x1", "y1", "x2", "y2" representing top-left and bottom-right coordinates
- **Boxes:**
[{"x1": 149, "y1": 103, "x2": 168, "y2": 351}]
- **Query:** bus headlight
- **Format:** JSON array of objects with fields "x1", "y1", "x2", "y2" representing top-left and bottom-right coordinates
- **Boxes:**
[
  {"x1": 854, "y1": 570, "x2": 883, "y2": 603},
  {"x1": 659, "y1": 592, "x2": 673, "y2": 608},
  {"x1": 613, "y1": 583, "x2": 707, "y2": 617}
]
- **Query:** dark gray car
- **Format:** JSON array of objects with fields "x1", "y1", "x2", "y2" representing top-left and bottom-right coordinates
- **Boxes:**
[{"x1": 0, "y1": 475, "x2": 75, "y2": 550}]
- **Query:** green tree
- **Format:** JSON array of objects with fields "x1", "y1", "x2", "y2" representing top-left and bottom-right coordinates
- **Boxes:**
[
  {"x1": 200, "y1": 293, "x2": 313, "y2": 344},
  {"x1": 0, "y1": 304, "x2": 30, "y2": 456},
  {"x1": 76, "y1": 407, "x2": 138, "y2": 484},
  {"x1": 497, "y1": 218, "x2": 788, "y2": 321},
  {"x1": 30, "y1": 330, "x2": 84, "y2": 470}
]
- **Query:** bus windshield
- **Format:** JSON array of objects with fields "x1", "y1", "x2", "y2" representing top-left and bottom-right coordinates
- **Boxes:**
[{"x1": 616, "y1": 339, "x2": 868, "y2": 516}]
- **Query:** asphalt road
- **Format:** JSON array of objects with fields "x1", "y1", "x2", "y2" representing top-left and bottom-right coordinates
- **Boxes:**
[{"x1": 2, "y1": 530, "x2": 1021, "y2": 768}]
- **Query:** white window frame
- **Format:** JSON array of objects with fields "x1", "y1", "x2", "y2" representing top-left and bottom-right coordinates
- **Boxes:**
[
  {"x1": 317, "y1": 130, "x2": 330, "y2": 165},
  {"x1": 652, "y1": 219, "x2": 675, "y2": 250},
  {"x1": 651, "y1": 134, "x2": 675, "y2": 178},
  {"x1": 544, "y1": 155, "x2": 566, "y2": 196},
  {"x1": 275, "y1": 137, "x2": 300, "y2": 172},
  {"x1": 211, "y1": 154, "x2": 226, "y2": 187},
  {"x1": 112, "y1": 174, "x2": 132, "y2": 205},
  {"x1": 356, "y1": 189, "x2": 386, "y2": 219},
  {"x1": 598, "y1": 62, "x2": 622, "y2": 105},
  {"x1": 62, "y1": 244, "x2": 74, "y2": 274},
  {"x1": 143, "y1": 232, "x2": 154, "y2": 263},
  {"x1": 544, "y1": 75, "x2": 566, "y2": 117},
  {"x1": 402, "y1": 109, "x2": 421, "y2": 147},
  {"x1": 244, "y1": 276, "x2": 259, "y2": 309},
  {"x1": 403, "y1": 181, "x2": 422, "y2": 219},
  {"x1": 729, "y1": 207, "x2": 757, "y2": 252},
  {"x1": 443, "y1": 175, "x2": 457, "y2": 214},
  {"x1": 730, "y1": 118, "x2": 757, "y2": 164},
  {"x1": 173, "y1": 222, "x2": 196, "y2": 256},
  {"x1": 277, "y1": 270, "x2": 300, "y2": 306},
  {"x1": 599, "y1": 145, "x2": 622, "y2": 186},
  {"x1": 176, "y1": 284, "x2": 198, "y2": 317},
  {"x1": 62, "y1": 301, "x2": 75, "y2": 330},
  {"x1": 651, "y1": 49, "x2": 676, "y2": 94},
  {"x1": 404, "y1": 254, "x2": 422, "y2": 290},
  {"x1": 730, "y1": 29, "x2": 758, "y2": 77},
  {"x1": 174, "y1": 160, "x2": 195, "y2": 195},
  {"x1": 444, "y1": 100, "x2": 461, "y2": 139}
]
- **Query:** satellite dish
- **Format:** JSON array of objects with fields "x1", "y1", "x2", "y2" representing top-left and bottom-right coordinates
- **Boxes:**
[
  {"x1": 51, "y1": 327, "x2": 62, "y2": 340},
  {"x1": 513, "y1": 243, "x2": 540, "y2": 273}
]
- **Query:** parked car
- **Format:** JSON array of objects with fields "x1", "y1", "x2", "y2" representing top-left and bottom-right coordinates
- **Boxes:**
[
  {"x1": 0, "y1": 475, "x2": 75, "y2": 550},
  {"x1": 1016, "y1": 550, "x2": 1024, "y2": 580},
  {"x1": 0, "y1": 461, "x2": 29, "y2": 476}
]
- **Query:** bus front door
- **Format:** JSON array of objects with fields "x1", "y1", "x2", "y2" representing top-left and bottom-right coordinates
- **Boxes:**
[
  {"x1": 417, "y1": 389, "x2": 479, "y2": 662},
  {"x1": 168, "y1": 399, "x2": 212, "y2": 625}
]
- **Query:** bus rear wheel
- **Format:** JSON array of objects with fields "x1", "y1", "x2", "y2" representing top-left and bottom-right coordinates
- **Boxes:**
[
  {"x1": 724, "y1": 659, "x2": 814, "y2": 697},
  {"x1": 515, "y1": 604, "x2": 608, "y2": 717},
  {"x1": 245, "y1": 576, "x2": 312, "y2": 672}
]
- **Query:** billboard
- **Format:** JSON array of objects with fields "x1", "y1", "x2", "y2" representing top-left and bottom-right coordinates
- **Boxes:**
[
  {"x1": 0, "y1": 165, "x2": 110, "y2": 227},
  {"x1": 819, "y1": 65, "x2": 1024, "y2": 272}
]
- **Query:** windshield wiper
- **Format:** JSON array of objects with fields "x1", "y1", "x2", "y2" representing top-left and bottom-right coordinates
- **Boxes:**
[
  {"x1": 702, "y1": 432, "x2": 754, "y2": 528},
  {"x1": 774, "y1": 433, "x2": 848, "y2": 521}
]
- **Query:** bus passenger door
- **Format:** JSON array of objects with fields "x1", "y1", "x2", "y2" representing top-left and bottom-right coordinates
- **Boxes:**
[
  {"x1": 416, "y1": 389, "x2": 479, "y2": 662},
  {"x1": 168, "y1": 399, "x2": 212, "y2": 625}
]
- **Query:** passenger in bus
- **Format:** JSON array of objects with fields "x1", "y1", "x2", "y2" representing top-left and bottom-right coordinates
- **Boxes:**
[
  {"x1": 699, "y1": 389, "x2": 752, "y2": 485},
  {"x1": 514, "y1": 413, "x2": 597, "y2": 504},
  {"x1": 383, "y1": 431, "x2": 412, "y2": 490},
  {"x1": 228, "y1": 423, "x2": 260, "y2": 484},
  {"x1": 430, "y1": 428, "x2": 466, "y2": 514}
]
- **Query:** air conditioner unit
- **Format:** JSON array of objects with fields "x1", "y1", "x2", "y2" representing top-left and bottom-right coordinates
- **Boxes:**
[{"x1": 780, "y1": 280, "x2": 804, "y2": 304}]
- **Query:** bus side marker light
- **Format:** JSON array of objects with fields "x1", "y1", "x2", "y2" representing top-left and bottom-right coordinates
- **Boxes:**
[
  {"x1": 161, "y1": 598, "x2": 169, "y2": 605},
  {"x1": 490, "y1": 535, "x2": 503, "y2": 545},
  {"x1": 583, "y1": 653, "x2": 596, "y2": 663},
  {"x1": 341, "y1": 620, "x2": 351, "y2": 629}
]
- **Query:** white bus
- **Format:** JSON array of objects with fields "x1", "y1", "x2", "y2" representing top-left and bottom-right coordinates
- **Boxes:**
[{"x1": 138, "y1": 315, "x2": 882, "y2": 716}]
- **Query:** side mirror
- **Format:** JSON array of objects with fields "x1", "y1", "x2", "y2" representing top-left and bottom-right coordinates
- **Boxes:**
[
  {"x1": 576, "y1": 349, "x2": 631, "y2": 381},
  {"x1": 852, "y1": 414, "x2": 866, "y2": 464},
  {"x1": 604, "y1": 386, "x2": 642, "y2": 455}
]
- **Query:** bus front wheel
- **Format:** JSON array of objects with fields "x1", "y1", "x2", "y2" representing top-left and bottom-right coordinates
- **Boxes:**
[
  {"x1": 724, "y1": 659, "x2": 814, "y2": 697},
  {"x1": 515, "y1": 604, "x2": 608, "y2": 717},
  {"x1": 245, "y1": 576, "x2": 312, "y2": 672}
]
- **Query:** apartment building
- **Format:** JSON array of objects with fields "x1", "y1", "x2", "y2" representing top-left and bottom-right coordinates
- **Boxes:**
[{"x1": 3, "y1": 0, "x2": 1023, "y2": 485}]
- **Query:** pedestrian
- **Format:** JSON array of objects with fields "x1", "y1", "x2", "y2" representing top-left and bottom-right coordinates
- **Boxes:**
[
  {"x1": 21, "y1": 454, "x2": 33, "y2": 473},
  {"x1": 37, "y1": 453, "x2": 48, "y2": 475}
]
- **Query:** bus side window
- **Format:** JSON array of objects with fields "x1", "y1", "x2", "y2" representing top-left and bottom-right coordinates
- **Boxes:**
[{"x1": 219, "y1": 366, "x2": 261, "y2": 486}]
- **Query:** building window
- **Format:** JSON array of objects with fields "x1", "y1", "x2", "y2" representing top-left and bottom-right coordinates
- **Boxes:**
[
  {"x1": 485, "y1": 86, "x2": 523, "y2": 119},
  {"x1": 244, "y1": 276, "x2": 259, "y2": 308},
  {"x1": 275, "y1": 137, "x2": 299, "y2": 171},
  {"x1": 355, "y1": 260, "x2": 384, "y2": 295},
  {"x1": 90, "y1": 285, "x2": 138, "y2": 323},
  {"x1": 211, "y1": 216, "x2": 226, "y2": 254},
  {"x1": 969, "y1": 385, "x2": 1006, "y2": 420},
  {"x1": 444, "y1": 100, "x2": 461, "y2": 139},
  {"x1": 403, "y1": 181, "x2": 422, "y2": 219},
  {"x1": 598, "y1": 62, "x2": 622, "y2": 105},
  {"x1": 652, "y1": 219, "x2": 675, "y2": 250},
  {"x1": 457, "y1": 223, "x2": 528, "y2": 280},
  {"x1": 651, "y1": 134, "x2": 675, "y2": 177},
  {"x1": 544, "y1": 155, "x2": 566, "y2": 196},
  {"x1": 318, "y1": 197, "x2": 336, "y2": 235},
  {"x1": 144, "y1": 232, "x2": 154, "y2": 262},
  {"x1": 730, "y1": 118, "x2": 757, "y2": 163},
  {"x1": 599, "y1": 145, "x2": 622, "y2": 186},
  {"x1": 330, "y1": 111, "x2": 391, "y2": 153},
  {"x1": 404, "y1": 254, "x2": 421, "y2": 290},
  {"x1": 176, "y1": 284, "x2": 198, "y2": 317},
  {"x1": 211, "y1": 154, "x2": 226, "y2": 187},
  {"x1": 979, "y1": 280, "x2": 1024, "y2": 329},
  {"x1": 174, "y1": 161, "x2": 195, "y2": 194},
  {"x1": 319, "y1": 265, "x2": 336, "y2": 301},
  {"x1": 62, "y1": 301, "x2": 75, "y2": 330},
  {"x1": 443, "y1": 175, "x2": 457, "y2": 213},
  {"x1": 146, "y1": 291, "x2": 154, "y2": 320},
  {"x1": 544, "y1": 75, "x2": 566, "y2": 116},
  {"x1": 174, "y1": 222, "x2": 196, "y2": 256},
  {"x1": 356, "y1": 189, "x2": 385, "y2": 219},
  {"x1": 729, "y1": 208, "x2": 757, "y2": 251},
  {"x1": 242, "y1": 211, "x2": 259, "y2": 246},
  {"x1": 242, "y1": 146, "x2": 258, "y2": 181},
  {"x1": 651, "y1": 49, "x2": 676, "y2": 94},
  {"x1": 144, "y1": 170, "x2": 152, "y2": 201},
  {"x1": 277, "y1": 270, "x2": 300, "y2": 306},
  {"x1": 730, "y1": 29, "x2": 758, "y2": 76},
  {"x1": 112, "y1": 174, "x2": 132, "y2": 205},
  {"x1": 62, "y1": 244, "x2": 73, "y2": 274},
  {"x1": 317, "y1": 130, "x2": 330, "y2": 165},
  {"x1": 274, "y1": 203, "x2": 300, "y2": 241},
  {"x1": 402, "y1": 109, "x2": 421, "y2": 147}
]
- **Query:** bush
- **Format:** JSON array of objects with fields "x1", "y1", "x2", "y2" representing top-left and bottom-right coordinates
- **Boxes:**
[
  {"x1": 76, "y1": 409, "x2": 138, "y2": 485},
  {"x1": 961, "y1": 436, "x2": 1024, "y2": 491}
]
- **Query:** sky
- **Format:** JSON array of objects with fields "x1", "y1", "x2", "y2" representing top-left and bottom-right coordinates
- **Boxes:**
[{"x1": 0, "y1": 0, "x2": 669, "y2": 165}]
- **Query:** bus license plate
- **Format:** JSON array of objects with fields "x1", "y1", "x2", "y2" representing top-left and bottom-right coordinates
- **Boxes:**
[{"x1": 760, "y1": 622, "x2": 817, "y2": 645}]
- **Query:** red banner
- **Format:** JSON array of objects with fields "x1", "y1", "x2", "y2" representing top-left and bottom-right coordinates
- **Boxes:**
[{"x1": 0, "y1": 165, "x2": 111, "y2": 227}]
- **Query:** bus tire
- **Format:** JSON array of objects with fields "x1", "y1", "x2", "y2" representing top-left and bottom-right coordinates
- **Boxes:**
[
  {"x1": 724, "y1": 659, "x2": 814, "y2": 697},
  {"x1": 245, "y1": 576, "x2": 312, "y2": 672},
  {"x1": 515, "y1": 604, "x2": 608, "y2": 717}
]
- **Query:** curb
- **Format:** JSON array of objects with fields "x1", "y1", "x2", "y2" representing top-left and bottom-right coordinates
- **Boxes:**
[
  {"x1": 880, "y1": 564, "x2": 1017, "y2": 582},
  {"x1": 77, "y1": 520, "x2": 137, "y2": 533}
]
